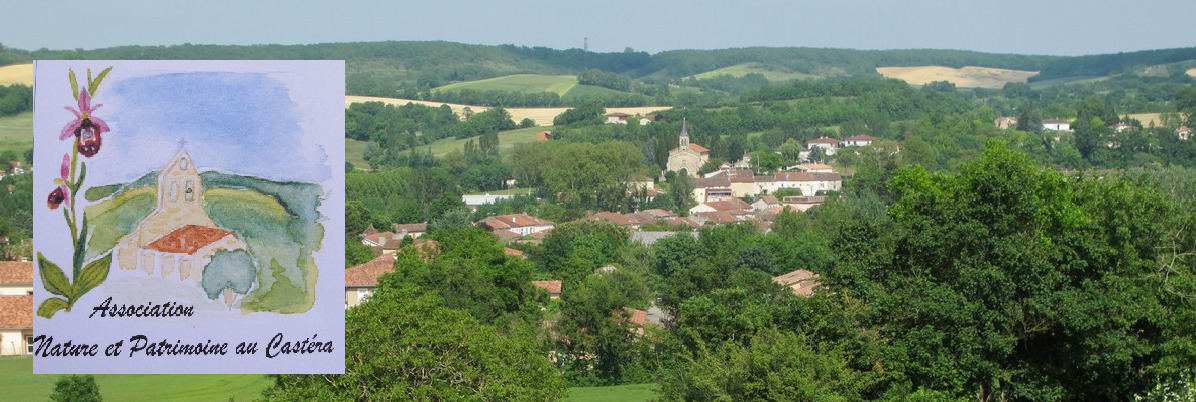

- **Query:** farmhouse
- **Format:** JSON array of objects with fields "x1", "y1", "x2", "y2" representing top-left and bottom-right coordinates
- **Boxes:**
[
  {"x1": 0, "y1": 261, "x2": 32, "y2": 356},
  {"x1": 807, "y1": 136, "x2": 839, "y2": 156},
  {"x1": 666, "y1": 119, "x2": 710, "y2": 174},
  {"x1": 1043, "y1": 119, "x2": 1072, "y2": 131},
  {"x1": 840, "y1": 135, "x2": 878, "y2": 147},
  {"x1": 773, "y1": 269, "x2": 822, "y2": 296},
  {"x1": 113, "y1": 149, "x2": 248, "y2": 282},
  {"x1": 345, "y1": 254, "x2": 396, "y2": 308},
  {"x1": 995, "y1": 116, "x2": 1018, "y2": 129},
  {"x1": 478, "y1": 213, "x2": 555, "y2": 237},
  {"x1": 605, "y1": 112, "x2": 631, "y2": 124}
]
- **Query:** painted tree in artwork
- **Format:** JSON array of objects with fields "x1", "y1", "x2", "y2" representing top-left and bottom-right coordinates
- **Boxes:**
[{"x1": 201, "y1": 249, "x2": 258, "y2": 309}]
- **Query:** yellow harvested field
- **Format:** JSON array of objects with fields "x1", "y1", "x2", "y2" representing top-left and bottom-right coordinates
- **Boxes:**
[
  {"x1": 1128, "y1": 113, "x2": 1166, "y2": 127},
  {"x1": 876, "y1": 66, "x2": 1039, "y2": 89},
  {"x1": 0, "y1": 64, "x2": 33, "y2": 86},
  {"x1": 345, "y1": 95, "x2": 670, "y2": 126}
]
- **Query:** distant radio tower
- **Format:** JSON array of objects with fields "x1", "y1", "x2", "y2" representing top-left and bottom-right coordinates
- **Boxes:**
[{"x1": 584, "y1": 37, "x2": 589, "y2": 52}]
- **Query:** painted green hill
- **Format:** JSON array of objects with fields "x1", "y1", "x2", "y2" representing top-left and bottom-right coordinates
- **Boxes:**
[{"x1": 82, "y1": 170, "x2": 325, "y2": 313}]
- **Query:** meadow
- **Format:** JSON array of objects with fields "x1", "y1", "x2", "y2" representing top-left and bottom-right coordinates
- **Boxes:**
[
  {"x1": 0, "y1": 356, "x2": 270, "y2": 401},
  {"x1": 692, "y1": 62, "x2": 818, "y2": 81},
  {"x1": 0, "y1": 111, "x2": 32, "y2": 156}
]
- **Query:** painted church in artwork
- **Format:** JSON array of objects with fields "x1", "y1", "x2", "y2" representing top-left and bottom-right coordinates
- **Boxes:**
[
  {"x1": 666, "y1": 118, "x2": 709, "y2": 174},
  {"x1": 113, "y1": 149, "x2": 247, "y2": 282}
]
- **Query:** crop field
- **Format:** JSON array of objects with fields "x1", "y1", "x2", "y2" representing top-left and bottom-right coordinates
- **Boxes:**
[
  {"x1": 0, "y1": 63, "x2": 33, "y2": 86},
  {"x1": 434, "y1": 74, "x2": 579, "y2": 96},
  {"x1": 877, "y1": 65, "x2": 1039, "y2": 89},
  {"x1": 692, "y1": 63, "x2": 818, "y2": 81},
  {"x1": 1187, "y1": 67, "x2": 1196, "y2": 78},
  {"x1": 416, "y1": 125, "x2": 550, "y2": 157},
  {"x1": 345, "y1": 95, "x2": 670, "y2": 127},
  {"x1": 0, "y1": 111, "x2": 32, "y2": 155}
]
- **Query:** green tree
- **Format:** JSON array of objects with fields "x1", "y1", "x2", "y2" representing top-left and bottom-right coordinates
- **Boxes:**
[
  {"x1": 50, "y1": 374, "x2": 102, "y2": 402},
  {"x1": 259, "y1": 285, "x2": 565, "y2": 401}
]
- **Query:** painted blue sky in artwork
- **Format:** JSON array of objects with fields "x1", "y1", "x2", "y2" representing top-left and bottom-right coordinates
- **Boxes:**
[{"x1": 95, "y1": 71, "x2": 330, "y2": 184}]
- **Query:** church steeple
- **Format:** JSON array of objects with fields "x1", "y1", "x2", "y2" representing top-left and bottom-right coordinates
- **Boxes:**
[{"x1": 679, "y1": 118, "x2": 690, "y2": 148}]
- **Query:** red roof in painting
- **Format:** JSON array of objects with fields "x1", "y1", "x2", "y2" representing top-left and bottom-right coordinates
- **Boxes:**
[
  {"x1": 144, "y1": 225, "x2": 237, "y2": 254},
  {"x1": 0, "y1": 261, "x2": 32, "y2": 285}
]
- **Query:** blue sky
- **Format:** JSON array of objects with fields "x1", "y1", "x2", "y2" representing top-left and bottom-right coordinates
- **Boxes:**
[{"x1": 3, "y1": 1, "x2": 1194, "y2": 56}]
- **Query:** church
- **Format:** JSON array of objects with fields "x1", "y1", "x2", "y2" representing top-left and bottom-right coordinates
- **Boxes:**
[
  {"x1": 113, "y1": 149, "x2": 248, "y2": 282},
  {"x1": 666, "y1": 118, "x2": 709, "y2": 174}
]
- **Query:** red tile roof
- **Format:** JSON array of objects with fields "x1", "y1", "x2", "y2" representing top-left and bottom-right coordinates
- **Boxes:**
[
  {"x1": 0, "y1": 295, "x2": 32, "y2": 329},
  {"x1": 504, "y1": 247, "x2": 526, "y2": 259},
  {"x1": 393, "y1": 223, "x2": 427, "y2": 234},
  {"x1": 620, "y1": 307, "x2": 663, "y2": 329},
  {"x1": 688, "y1": 143, "x2": 710, "y2": 153},
  {"x1": 478, "y1": 214, "x2": 554, "y2": 231},
  {"x1": 345, "y1": 254, "x2": 396, "y2": 287},
  {"x1": 808, "y1": 136, "x2": 840, "y2": 144},
  {"x1": 144, "y1": 225, "x2": 237, "y2": 254},
  {"x1": 773, "y1": 269, "x2": 822, "y2": 296},
  {"x1": 532, "y1": 280, "x2": 562, "y2": 295},
  {"x1": 0, "y1": 261, "x2": 33, "y2": 284}
]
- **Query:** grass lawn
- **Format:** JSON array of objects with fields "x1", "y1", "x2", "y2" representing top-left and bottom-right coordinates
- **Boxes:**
[
  {"x1": 692, "y1": 63, "x2": 818, "y2": 81},
  {"x1": 0, "y1": 356, "x2": 271, "y2": 401},
  {"x1": 0, "y1": 111, "x2": 32, "y2": 156},
  {"x1": 567, "y1": 383, "x2": 657, "y2": 402},
  {"x1": 346, "y1": 138, "x2": 371, "y2": 169},
  {"x1": 434, "y1": 74, "x2": 579, "y2": 96},
  {"x1": 415, "y1": 125, "x2": 551, "y2": 157}
]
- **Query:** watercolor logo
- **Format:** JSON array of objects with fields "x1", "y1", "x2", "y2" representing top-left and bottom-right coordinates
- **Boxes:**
[{"x1": 39, "y1": 66, "x2": 328, "y2": 318}]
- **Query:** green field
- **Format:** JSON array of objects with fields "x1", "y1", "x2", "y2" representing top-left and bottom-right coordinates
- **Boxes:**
[
  {"x1": 346, "y1": 138, "x2": 371, "y2": 169},
  {"x1": 435, "y1": 74, "x2": 580, "y2": 96},
  {"x1": 567, "y1": 383, "x2": 657, "y2": 402},
  {"x1": 415, "y1": 125, "x2": 552, "y2": 157},
  {"x1": 0, "y1": 111, "x2": 32, "y2": 156},
  {"x1": 0, "y1": 356, "x2": 271, "y2": 401},
  {"x1": 432, "y1": 74, "x2": 634, "y2": 100},
  {"x1": 692, "y1": 63, "x2": 818, "y2": 81}
]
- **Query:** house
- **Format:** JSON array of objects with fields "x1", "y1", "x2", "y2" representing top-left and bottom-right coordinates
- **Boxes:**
[
  {"x1": 532, "y1": 280, "x2": 562, "y2": 300},
  {"x1": 781, "y1": 195, "x2": 828, "y2": 212},
  {"x1": 1177, "y1": 126, "x2": 1192, "y2": 141},
  {"x1": 536, "y1": 131, "x2": 553, "y2": 141},
  {"x1": 478, "y1": 213, "x2": 555, "y2": 237},
  {"x1": 0, "y1": 168, "x2": 6, "y2": 180},
  {"x1": 840, "y1": 135, "x2": 878, "y2": 148},
  {"x1": 692, "y1": 172, "x2": 732, "y2": 204},
  {"x1": 393, "y1": 223, "x2": 427, "y2": 239},
  {"x1": 791, "y1": 163, "x2": 835, "y2": 173},
  {"x1": 666, "y1": 118, "x2": 710, "y2": 174},
  {"x1": 689, "y1": 199, "x2": 752, "y2": 216},
  {"x1": 1043, "y1": 119, "x2": 1072, "y2": 131},
  {"x1": 345, "y1": 254, "x2": 397, "y2": 308},
  {"x1": 772, "y1": 171, "x2": 842, "y2": 196},
  {"x1": 362, "y1": 231, "x2": 402, "y2": 254},
  {"x1": 773, "y1": 269, "x2": 821, "y2": 296},
  {"x1": 751, "y1": 195, "x2": 781, "y2": 212},
  {"x1": 638, "y1": 114, "x2": 662, "y2": 125},
  {"x1": 0, "y1": 261, "x2": 32, "y2": 355},
  {"x1": 605, "y1": 112, "x2": 631, "y2": 124},
  {"x1": 1112, "y1": 123, "x2": 1134, "y2": 133},
  {"x1": 113, "y1": 149, "x2": 248, "y2": 283},
  {"x1": 806, "y1": 136, "x2": 839, "y2": 156},
  {"x1": 995, "y1": 116, "x2": 1019, "y2": 130},
  {"x1": 462, "y1": 193, "x2": 517, "y2": 210},
  {"x1": 619, "y1": 307, "x2": 664, "y2": 335},
  {"x1": 6, "y1": 161, "x2": 23, "y2": 175}
]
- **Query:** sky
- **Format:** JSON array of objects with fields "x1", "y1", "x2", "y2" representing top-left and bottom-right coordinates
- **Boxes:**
[{"x1": 4, "y1": 1, "x2": 1194, "y2": 56}]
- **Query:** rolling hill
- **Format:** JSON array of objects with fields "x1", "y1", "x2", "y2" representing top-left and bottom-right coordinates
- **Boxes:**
[{"x1": 691, "y1": 63, "x2": 819, "y2": 81}]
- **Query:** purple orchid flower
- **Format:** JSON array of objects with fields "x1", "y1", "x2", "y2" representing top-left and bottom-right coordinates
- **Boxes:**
[
  {"x1": 60, "y1": 88, "x2": 109, "y2": 157},
  {"x1": 47, "y1": 154, "x2": 71, "y2": 209}
]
